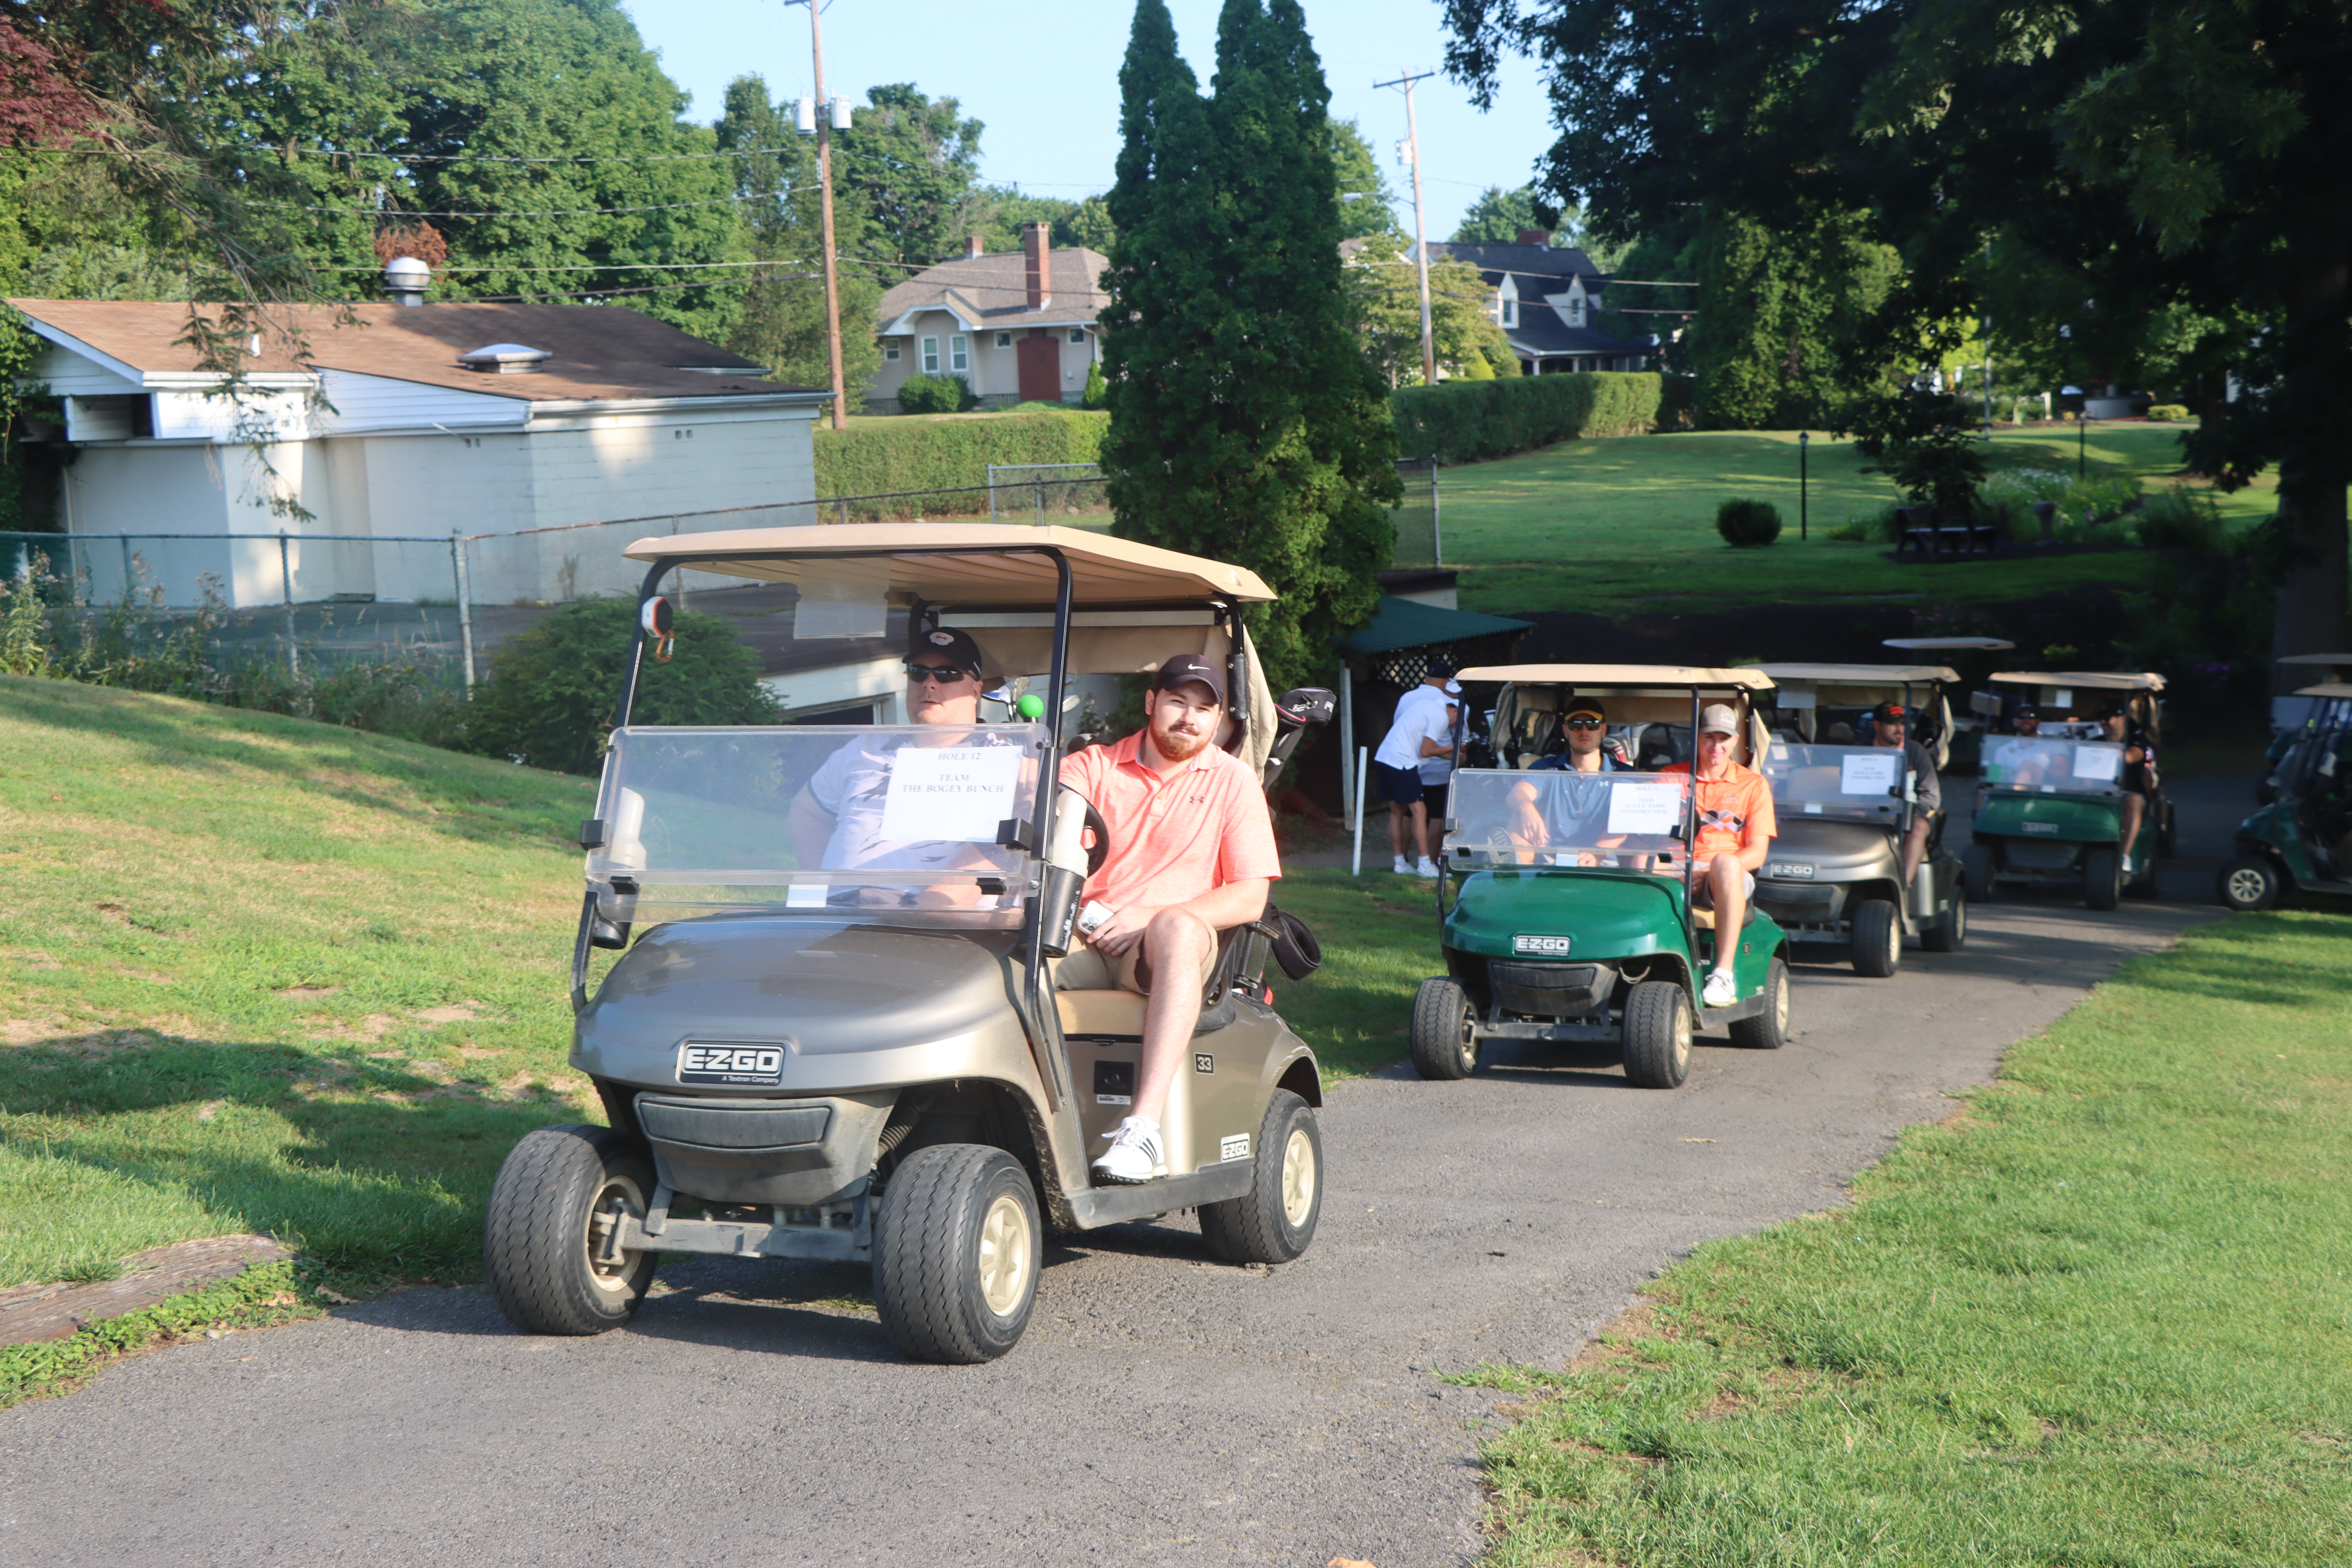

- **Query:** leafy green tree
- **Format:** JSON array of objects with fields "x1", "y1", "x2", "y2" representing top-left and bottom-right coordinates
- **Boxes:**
[
  {"x1": 1329, "y1": 119, "x2": 1399, "y2": 243},
  {"x1": 1451, "y1": 184, "x2": 1550, "y2": 245},
  {"x1": 1101, "y1": 0, "x2": 1399, "y2": 690},
  {"x1": 973, "y1": 188, "x2": 1117, "y2": 254},
  {"x1": 834, "y1": 84, "x2": 985, "y2": 272},
  {"x1": 1687, "y1": 206, "x2": 1903, "y2": 428},
  {"x1": 1347, "y1": 244, "x2": 1511, "y2": 387},
  {"x1": 465, "y1": 598, "x2": 780, "y2": 776}
]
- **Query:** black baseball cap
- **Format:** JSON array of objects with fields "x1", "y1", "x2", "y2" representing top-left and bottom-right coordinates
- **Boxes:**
[
  {"x1": 2013, "y1": 703, "x2": 2039, "y2": 719},
  {"x1": 1563, "y1": 695, "x2": 1608, "y2": 720},
  {"x1": 1153, "y1": 654, "x2": 1226, "y2": 705},
  {"x1": 1424, "y1": 654, "x2": 1458, "y2": 679},
  {"x1": 908, "y1": 624, "x2": 984, "y2": 677},
  {"x1": 1870, "y1": 701, "x2": 1910, "y2": 726}
]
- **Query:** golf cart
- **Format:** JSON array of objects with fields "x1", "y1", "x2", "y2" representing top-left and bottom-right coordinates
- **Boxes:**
[
  {"x1": 482, "y1": 525, "x2": 1334, "y2": 1364},
  {"x1": 2257, "y1": 654, "x2": 2352, "y2": 804},
  {"x1": 1751, "y1": 659, "x2": 1971, "y2": 975},
  {"x1": 2219, "y1": 678, "x2": 2352, "y2": 910},
  {"x1": 1407, "y1": 667, "x2": 1792, "y2": 1090},
  {"x1": 1961, "y1": 671, "x2": 2170, "y2": 910}
]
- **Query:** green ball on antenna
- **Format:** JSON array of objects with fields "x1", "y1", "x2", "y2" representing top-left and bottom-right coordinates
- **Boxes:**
[{"x1": 1014, "y1": 693, "x2": 1047, "y2": 720}]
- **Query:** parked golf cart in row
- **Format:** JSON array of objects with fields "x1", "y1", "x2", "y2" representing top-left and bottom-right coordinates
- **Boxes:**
[
  {"x1": 1408, "y1": 667, "x2": 1792, "y2": 1091},
  {"x1": 1962, "y1": 671, "x2": 2170, "y2": 911},
  {"x1": 1752, "y1": 658, "x2": 1974, "y2": 976},
  {"x1": 2257, "y1": 653, "x2": 2352, "y2": 805},
  {"x1": 2221, "y1": 675, "x2": 2352, "y2": 911},
  {"x1": 482, "y1": 525, "x2": 1335, "y2": 1364}
]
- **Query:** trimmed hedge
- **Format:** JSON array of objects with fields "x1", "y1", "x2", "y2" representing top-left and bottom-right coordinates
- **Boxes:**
[
  {"x1": 1716, "y1": 497, "x2": 1784, "y2": 547},
  {"x1": 1391, "y1": 372, "x2": 1663, "y2": 464},
  {"x1": 814, "y1": 410, "x2": 1107, "y2": 509}
]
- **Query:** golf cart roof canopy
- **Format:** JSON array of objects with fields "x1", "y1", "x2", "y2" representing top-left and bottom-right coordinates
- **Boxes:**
[
  {"x1": 1882, "y1": 636, "x2": 2015, "y2": 652},
  {"x1": 619, "y1": 523, "x2": 1276, "y2": 606},
  {"x1": 2294, "y1": 682, "x2": 2352, "y2": 699},
  {"x1": 1456, "y1": 664, "x2": 1776, "y2": 691},
  {"x1": 2277, "y1": 653, "x2": 2352, "y2": 681},
  {"x1": 1755, "y1": 663, "x2": 1961, "y2": 687},
  {"x1": 1990, "y1": 671, "x2": 2166, "y2": 693}
]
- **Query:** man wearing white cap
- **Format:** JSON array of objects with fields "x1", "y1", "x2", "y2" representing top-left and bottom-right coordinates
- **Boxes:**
[{"x1": 1660, "y1": 703, "x2": 1777, "y2": 1009}]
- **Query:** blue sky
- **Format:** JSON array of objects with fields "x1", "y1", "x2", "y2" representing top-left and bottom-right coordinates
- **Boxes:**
[{"x1": 618, "y1": 0, "x2": 1561, "y2": 241}]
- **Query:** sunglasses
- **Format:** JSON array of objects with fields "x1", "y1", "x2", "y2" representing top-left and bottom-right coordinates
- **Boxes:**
[
  {"x1": 1565, "y1": 717, "x2": 1606, "y2": 731},
  {"x1": 904, "y1": 663, "x2": 971, "y2": 684}
]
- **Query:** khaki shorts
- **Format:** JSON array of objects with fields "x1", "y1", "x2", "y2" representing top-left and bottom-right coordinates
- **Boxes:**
[{"x1": 1054, "y1": 909, "x2": 1218, "y2": 995}]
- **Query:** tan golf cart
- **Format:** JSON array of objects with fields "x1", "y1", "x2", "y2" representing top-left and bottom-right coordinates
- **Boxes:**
[{"x1": 482, "y1": 525, "x2": 1333, "y2": 1363}]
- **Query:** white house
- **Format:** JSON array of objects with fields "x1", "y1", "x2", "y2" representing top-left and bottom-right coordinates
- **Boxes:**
[
  {"x1": 10, "y1": 290, "x2": 831, "y2": 608},
  {"x1": 870, "y1": 224, "x2": 1106, "y2": 411}
]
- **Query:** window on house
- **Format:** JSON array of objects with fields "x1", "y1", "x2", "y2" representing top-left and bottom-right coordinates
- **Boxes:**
[
  {"x1": 921, "y1": 337, "x2": 939, "y2": 373},
  {"x1": 884, "y1": 341, "x2": 901, "y2": 361},
  {"x1": 1068, "y1": 327, "x2": 1086, "y2": 344},
  {"x1": 995, "y1": 332, "x2": 1013, "y2": 348},
  {"x1": 1503, "y1": 298, "x2": 1518, "y2": 328},
  {"x1": 950, "y1": 336, "x2": 969, "y2": 372}
]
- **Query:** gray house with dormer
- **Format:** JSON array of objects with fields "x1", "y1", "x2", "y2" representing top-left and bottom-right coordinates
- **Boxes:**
[{"x1": 1420, "y1": 232, "x2": 1654, "y2": 375}]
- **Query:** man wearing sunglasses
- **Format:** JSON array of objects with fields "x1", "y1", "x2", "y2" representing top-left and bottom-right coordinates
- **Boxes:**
[
  {"x1": 786, "y1": 626, "x2": 1014, "y2": 904},
  {"x1": 1529, "y1": 697, "x2": 1630, "y2": 774}
]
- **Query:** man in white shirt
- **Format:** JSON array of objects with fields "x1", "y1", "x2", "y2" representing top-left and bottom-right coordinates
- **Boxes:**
[{"x1": 1370, "y1": 657, "x2": 1461, "y2": 877}]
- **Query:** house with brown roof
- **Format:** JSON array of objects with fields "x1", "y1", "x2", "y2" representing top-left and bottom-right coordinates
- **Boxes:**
[
  {"x1": 9, "y1": 285, "x2": 830, "y2": 608},
  {"x1": 871, "y1": 223, "x2": 1105, "y2": 411}
]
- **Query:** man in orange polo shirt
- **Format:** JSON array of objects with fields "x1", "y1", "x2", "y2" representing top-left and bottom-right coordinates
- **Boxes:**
[
  {"x1": 1058, "y1": 655, "x2": 1280, "y2": 1184},
  {"x1": 1659, "y1": 703, "x2": 1776, "y2": 1009}
]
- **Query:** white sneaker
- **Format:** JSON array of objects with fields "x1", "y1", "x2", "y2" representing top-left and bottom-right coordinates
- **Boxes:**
[
  {"x1": 1092, "y1": 1116, "x2": 1166, "y2": 1185},
  {"x1": 1392, "y1": 855, "x2": 1414, "y2": 875},
  {"x1": 1702, "y1": 969, "x2": 1738, "y2": 1009},
  {"x1": 1415, "y1": 857, "x2": 1442, "y2": 878}
]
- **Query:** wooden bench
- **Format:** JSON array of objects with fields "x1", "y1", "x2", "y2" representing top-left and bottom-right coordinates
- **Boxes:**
[{"x1": 1895, "y1": 505, "x2": 2004, "y2": 560}]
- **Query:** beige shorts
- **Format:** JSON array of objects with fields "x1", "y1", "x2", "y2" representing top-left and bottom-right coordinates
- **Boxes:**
[{"x1": 1054, "y1": 909, "x2": 1218, "y2": 995}]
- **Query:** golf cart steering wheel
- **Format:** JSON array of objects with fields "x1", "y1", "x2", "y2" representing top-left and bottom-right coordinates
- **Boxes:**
[{"x1": 1081, "y1": 801, "x2": 1110, "y2": 877}]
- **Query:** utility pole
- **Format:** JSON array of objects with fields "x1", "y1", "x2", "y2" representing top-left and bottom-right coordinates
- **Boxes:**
[
  {"x1": 798, "y1": 0, "x2": 850, "y2": 431},
  {"x1": 1374, "y1": 70, "x2": 1438, "y2": 388}
]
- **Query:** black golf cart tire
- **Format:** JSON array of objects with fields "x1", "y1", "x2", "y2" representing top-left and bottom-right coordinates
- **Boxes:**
[
  {"x1": 2218, "y1": 857, "x2": 2282, "y2": 912},
  {"x1": 1851, "y1": 898, "x2": 1902, "y2": 978},
  {"x1": 1198, "y1": 1091, "x2": 1322, "y2": 1265},
  {"x1": 1621, "y1": 980, "x2": 1692, "y2": 1089},
  {"x1": 1961, "y1": 842, "x2": 1995, "y2": 904},
  {"x1": 872, "y1": 1144, "x2": 1040, "y2": 1365},
  {"x1": 1728, "y1": 958, "x2": 1790, "y2": 1050},
  {"x1": 1920, "y1": 885, "x2": 1967, "y2": 953},
  {"x1": 2083, "y1": 847, "x2": 2123, "y2": 911},
  {"x1": 482, "y1": 1125, "x2": 659, "y2": 1337},
  {"x1": 1408, "y1": 976, "x2": 1478, "y2": 1080}
]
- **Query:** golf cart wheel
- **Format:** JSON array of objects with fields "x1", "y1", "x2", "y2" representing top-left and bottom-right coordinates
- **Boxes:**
[
  {"x1": 482, "y1": 1125, "x2": 658, "y2": 1336},
  {"x1": 872, "y1": 1144, "x2": 1039, "y2": 1365},
  {"x1": 1920, "y1": 885, "x2": 1967, "y2": 953},
  {"x1": 1961, "y1": 842, "x2": 1995, "y2": 904},
  {"x1": 1621, "y1": 980, "x2": 1692, "y2": 1089},
  {"x1": 1199, "y1": 1091, "x2": 1322, "y2": 1265},
  {"x1": 1408, "y1": 976, "x2": 1478, "y2": 1080},
  {"x1": 2083, "y1": 847, "x2": 2123, "y2": 911},
  {"x1": 2218, "y1": 857, "x2": 2282, "y2": 912},
  {"x1": 1851, "y1": 898, "x2": 1902, "y2": 979},
  {"x1": 1728, "y1": 958, "x2": 1790, "y2": 1050}
]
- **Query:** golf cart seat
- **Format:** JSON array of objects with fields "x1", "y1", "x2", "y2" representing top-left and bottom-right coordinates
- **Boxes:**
[{"x1": 1052, "y1": 925, "x2": 1259, "y2": 1038}]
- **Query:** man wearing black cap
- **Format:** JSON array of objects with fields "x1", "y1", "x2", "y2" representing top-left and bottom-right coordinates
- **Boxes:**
[
  {"x1": 1371, "y1": 657, "x2": 1462, "y2": 877},
  {"x1": 1057, "y1": 655, "x2": 1280, "y2": 1184},
  {"x1": 1867, "y1": 700, "x2": 1941, "y2": 885},
  {"x1": 1529, "y1": 696, "x2": 1630, "y2": 773}
]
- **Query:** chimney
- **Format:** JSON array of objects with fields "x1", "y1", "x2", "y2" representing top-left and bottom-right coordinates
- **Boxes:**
[
  {"x1": 1516, "y1": 228, "x2": 1550, "y2": 248},
  {"x1": 965, "y1": 234, "x2": 985, "y2": 261},
  {"x1": 384, "y1": 255, "x2": 430, "y2": 306},
  {"x1": 1023, "y1": 222, "x2": 1052, "y2": 310}
]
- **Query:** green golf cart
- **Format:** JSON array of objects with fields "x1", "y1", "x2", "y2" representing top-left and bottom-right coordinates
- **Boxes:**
[
  {"x1": 1962, "y1": 671, "x2": 2169, "y2": 910},
  {"x1": 1408, "y1": 666, "x2": 1792, "y2": 1091},
  {"x1": 2258, "y1": 654, "x2": 2352, "y2": 805},
  {"x1": 2219, "y1": 678, "x2": 2352, "y2": 910}
]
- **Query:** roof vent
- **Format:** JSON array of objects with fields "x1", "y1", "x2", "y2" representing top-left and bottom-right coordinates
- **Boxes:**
[
  {"x1": 458, "y1": 343, "x2": 552, "y2": 374},
  {"x1": 384, "y1": 255, "x2": 431, "y2": 307}
]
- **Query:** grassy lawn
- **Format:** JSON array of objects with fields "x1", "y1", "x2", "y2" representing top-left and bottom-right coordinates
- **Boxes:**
[
  {"x1": 0, "y1": 681, "x2": 1426, "y2": 1291},
  {"x1": 1457, "y1": 908, "x2": 2352, "y2": 1567},
  {"x1": 1442, "y1": 425, "x2": 2280, "y2": 617}
]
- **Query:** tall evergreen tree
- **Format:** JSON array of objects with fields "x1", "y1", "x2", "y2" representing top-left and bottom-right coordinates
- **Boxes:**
[{"x1": 1101, "y1": 0, "x2": 1398, "y2": 689}]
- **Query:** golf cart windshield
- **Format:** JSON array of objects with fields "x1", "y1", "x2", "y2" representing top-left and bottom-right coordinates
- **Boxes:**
[
  {"x1": 586, "y1": 723, "x2": 1046, "y2": 926},
  {"x1": 1760, "y1": 743, "x2": 1910, "y2": 824},
  {"x1": 1445, "y1": 768, "x2": 1690, "y2": 867},
  {"x1": 1981, "y1": 736, "x2": 2128, "y2": 797}
]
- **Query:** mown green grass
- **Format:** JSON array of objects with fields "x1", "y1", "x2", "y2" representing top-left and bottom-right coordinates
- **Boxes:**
[
  {"x1": 1443, "y1": 425, "x2": 2279, "y2": 617},
  {"x1": 1458, "y1": 908, "x2": 2352, "y2": 1567},
  {"x1": 0, "y1": 681, "x2": 1428, "y2": 1289}
]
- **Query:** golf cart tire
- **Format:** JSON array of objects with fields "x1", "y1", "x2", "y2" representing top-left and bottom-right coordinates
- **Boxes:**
[
  {"x1": 1851, "y1": 898, "x2": 1902, "y2": 978},
  {"x1": 1621, "y1": 980, "x2": 1692, "y2": 1089},
  {"x1": 1920, "y1": 886, "x2": 1967, "y2": 953},
  {"x1": 2083, "y1": 847, "x2": 2123, "y2": 911},
  {"x1": 1961, "y1": 842, "x2": 1994, "y2": 904},
  {"x1": 482, "y1": 1125, "x2": 659, "y2": 1337},
  {"x1": 1199, "y1": 1091, "x2": 1322, "y2": 1265},
  {"x1": 873, "y1": 1144, "x2": 1040, "y2": 1365},
  {"x1": 1728, "y1": 958, "x2": 1790, "y2": 1050},
  {"x1": 2218, "y1": 857, "x2": 2283, "y2": 912},
  {"x1": 1408, "y1": 976, "x2": 1478, "y2": 1080}
]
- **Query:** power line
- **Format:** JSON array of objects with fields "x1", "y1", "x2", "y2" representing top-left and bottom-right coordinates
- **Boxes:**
[{"x1": 257, "y1": 195, "x2": 758, "y2": 218}]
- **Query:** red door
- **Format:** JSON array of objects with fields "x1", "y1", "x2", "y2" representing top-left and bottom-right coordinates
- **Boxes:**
[{"x1": 1016, "y1": 329, "x2": 1060, "y2": 403}]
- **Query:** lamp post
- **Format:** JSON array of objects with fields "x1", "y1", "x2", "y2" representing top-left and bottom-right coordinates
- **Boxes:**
[
  {"x1": 1798, "y1": 429, "x2": 1810, "y2": 541},
  {"x1": 2061, "y1": 384, "x2": 2085, "y2": 479}
]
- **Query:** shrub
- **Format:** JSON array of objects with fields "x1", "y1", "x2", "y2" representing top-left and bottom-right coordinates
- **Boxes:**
[
  {"x1": 2147, "y1": 403, "x2": 2191, "y2": 421},
  {"x1": 2132, "y1": 486, "x2": 2230, "y2": 554},
  {"x1": 1081, "y1": 360, "x2": 1107, "y2": 409},
  {"x1": 463, "y1": 598, "x2": 780, "y2": 776},
  {"x1": 1457, "y1": 349, "x2": 1495, "y2": 381},
  {"x1": 1488, "y1": 346, "x2": 1522, "y2": 377},
  {"x1": 813, "y1": 409, "x2": 1106, "y2": 512},
  {"x1": 1716, "y1": 498, "x2": 1784, "y2": 547},
  {"x1": 1391, "y1": 372, "x2": 1664, "y2": 464},
  {"x1": 894, "y1": 372, "x2": 977, "y2": 415}
]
